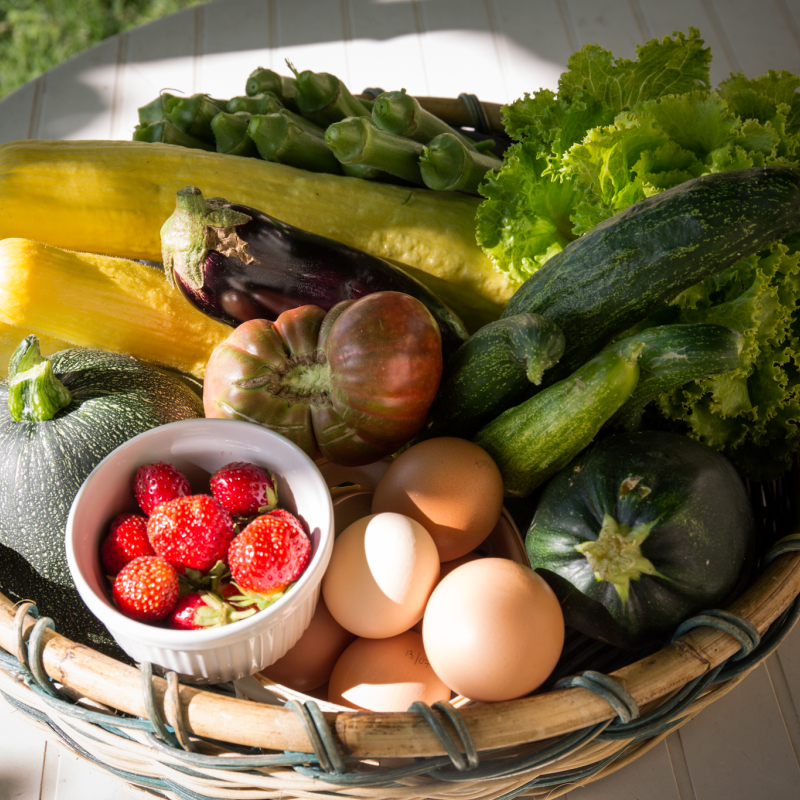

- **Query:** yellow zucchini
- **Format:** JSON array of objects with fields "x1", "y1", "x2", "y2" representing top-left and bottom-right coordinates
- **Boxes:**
[
  {"x1": 0, "y1": 238, "x2": 232, "y2": 379},
  {"x1": 0, "y1": 139, "x2": 516, "y2": 331}
]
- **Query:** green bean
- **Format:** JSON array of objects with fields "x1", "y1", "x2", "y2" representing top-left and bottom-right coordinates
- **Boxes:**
[
  {"x1": 372, "y1": 89, "x2": 478, "y2": 151},
  {"x1": 132, "y1": 119, "x2": 214, "y2": 151},
  {"x1": 211, "y1": 112, "x2": 259, "y2": 157},
  {"x1": 419, "y1": 133, "x2": 502, "y2": 193},
  {"x1": 248, "y1": 111, "x2": 342, "y2": 174},
  {"x1": 325, "y1": 116, "x2": 425, "y2": 185}
]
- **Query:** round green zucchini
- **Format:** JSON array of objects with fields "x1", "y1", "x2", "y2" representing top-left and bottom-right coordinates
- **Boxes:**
[
  {"x1": 525, "y1": 431, "x2": 756, "y2": 649},
  {"x1": 0, "y1": 337, "x2": 204, "y2": 651}
]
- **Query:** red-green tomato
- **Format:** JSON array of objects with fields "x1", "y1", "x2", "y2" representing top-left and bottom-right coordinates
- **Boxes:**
[{"x1": 203, "y1": 292, "x2": 443, "y2": 465}]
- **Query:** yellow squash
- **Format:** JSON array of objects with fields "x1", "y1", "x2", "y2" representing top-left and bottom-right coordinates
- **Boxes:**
[
  {"x1": 0, "y1": 238, "x2": 232, "y2": 379},
  {"x1": 0, "y1": 139, "x2": 516, "y2": 331}
]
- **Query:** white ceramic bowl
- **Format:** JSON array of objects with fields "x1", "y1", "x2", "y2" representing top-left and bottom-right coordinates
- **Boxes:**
[{"x1": 66, "y1": 418, "x2": 334, "y2": 683}]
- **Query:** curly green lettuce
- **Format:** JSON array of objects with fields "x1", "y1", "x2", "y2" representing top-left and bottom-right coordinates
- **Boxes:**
[{"x1": 476, "y1": 28, "x2": 800, "y2": 479}]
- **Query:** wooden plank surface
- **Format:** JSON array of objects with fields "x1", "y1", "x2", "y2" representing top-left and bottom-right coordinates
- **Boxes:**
[{"x1": 1, "y1": 1, "x2": 800, "y2": 798}]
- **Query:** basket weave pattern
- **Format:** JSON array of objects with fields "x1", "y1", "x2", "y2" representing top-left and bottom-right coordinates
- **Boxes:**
[{"x1": 1, "y1": 527, "x2": 799, "y2": 799}]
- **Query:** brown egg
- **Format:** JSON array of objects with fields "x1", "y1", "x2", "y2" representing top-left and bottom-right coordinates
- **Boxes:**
[
  {"x1": 371, "y1": 438, "x2": 504, "y2": 562},
  {"x1": 422, "y1": 559, "x2": 564, "y2": 702},
  {"x1": 321, "y1": 512, "x2": 440, "y2": 638},
  {"x1": 411, "y1": 552, "x2": 483, "y2": 633},
  {"x1": 260, "y1": 595, "x2": 356, "y2": 692},
  {"x1": 328, "y1": 630, "x2": 451, "y2": 712},
  {"x1": 332, "y1": 489, "x2": 374, "y2": 537}
]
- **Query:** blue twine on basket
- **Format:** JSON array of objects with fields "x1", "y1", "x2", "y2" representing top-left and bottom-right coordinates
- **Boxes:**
[
  {"x1": 671, "y1": 609, "x2": 761, "y2": 661},
  {"x1": 554, "y1": 669, "x2": 640, "y2": 724},
  {"x1": 284, "y1": 697, "x2": 346, "y2": 774},
  {"x1": 458, "y1": 93, "x2": 492, "y2": 134},
  {"x1": 1, "y1": 529, "x2": 798, "y2": 793},
  {"x1": 11, "y1": 602, "x2": 68, "y2": 701}
]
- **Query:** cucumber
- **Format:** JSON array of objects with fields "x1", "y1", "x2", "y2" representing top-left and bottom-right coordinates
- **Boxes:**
[
  {"x1": 473, "y1": 337, "x2": 644, "y2": 498},
  {"x1": 419, "y1": 313, "x2": 565, "y2": 440},
  {"x1": 502, "y1": 166, "x2": 800, "y2": 387},
  {"x1": 606, "y1": 323, "x2": 745, "y2": 432}
]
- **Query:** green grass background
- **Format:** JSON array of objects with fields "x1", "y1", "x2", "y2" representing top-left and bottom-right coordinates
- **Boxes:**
[{"x1": 0, "y1": 0, "x2": 206, "y2": 98}]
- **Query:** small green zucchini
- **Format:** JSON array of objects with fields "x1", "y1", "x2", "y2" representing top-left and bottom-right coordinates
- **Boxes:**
[
  {"x1": 473, "y1": 337, "x2": 644, "y2": 498},
  {"x1": 419, "y1": 313, "x2": 565, "y2": 441},
  {"x1": 607, "y1": 323, "x2": 745, "y2": 431},
  {"x1": 503, "y1": 166, "x2": 800, "y2": 386}
]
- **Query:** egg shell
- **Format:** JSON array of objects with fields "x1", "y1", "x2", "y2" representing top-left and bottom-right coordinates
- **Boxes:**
[
  {"x1": 328, "y1": 630, "x2": 451, "y2": 712},
  {"x1": 411, "y1": 551, "x2": 483, "y2": 634},
  {"x1": 371, "y1": 438, "x2": 504, "y2": 562},
  {"x1": 422, "y1": 558, "x2": 564, "y2": 702},
  {"x1": 321, "y1": 512, "x2": 440, "y2": 638},
  {"x1": 259, "y1": 595, "x2": 356, "y2": 692}
]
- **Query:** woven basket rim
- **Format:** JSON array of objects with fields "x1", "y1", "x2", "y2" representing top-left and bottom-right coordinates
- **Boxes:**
[{"x1": 1, "y1": 534, "x2": 798, "y2": 761}]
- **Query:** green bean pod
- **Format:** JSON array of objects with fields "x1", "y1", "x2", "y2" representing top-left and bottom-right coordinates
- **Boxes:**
[
  {"x1": 420, "y1": 133, "x2": 502, "y2": 193},
  {"x1": 325, "y1": 117, "x2": 425, "y2": 184},
  {"x1": 372, "y1": 89, "x2": 478, "y2": 150},
  {"x1": 292, "y1": 67, "x2": 371, "y2": 127},
  {"x1": 166, "y1": 93, "x2": 228, "y2": 141},
  {"x1": 227, "y1": 92, "x2": 284, "y2": 116},
  {"x1": 211, "y1": 112, "x2": 259, "y2": 157},
  {"x1": 248, "y1": 111, "x2": 342, "y2": 174},
  {"x1": 132, "y1": 119, "x2": 214, "y2": 151},
  {"x1": 245, "y1": 68, "x2": 298, "y2": 108},
  {"x1": 137, "y1": 92, "x2": 179, "y2": 125}
]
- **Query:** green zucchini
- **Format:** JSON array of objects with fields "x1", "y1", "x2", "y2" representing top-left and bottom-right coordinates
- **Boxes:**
[
  {"x1": 502, "y1": 166, "x2": 800, "y2": 387},
  {"x1": 606, "y1": 323, "x2": 745, "y2": 431},
  {"x1": 0, "y1": 337, "x2": 204, "y2": 652},
  {"x1": 473, "y1": 336, "x2": 644, "y2": 498},
  {"x1": 418, "y1": 313, "x2": 565, "y2": 440},
  {"x1": 525, "y1": 430, "x2": 755, "y2": 649}
]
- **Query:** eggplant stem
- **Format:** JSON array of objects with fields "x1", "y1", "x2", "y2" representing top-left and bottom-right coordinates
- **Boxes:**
[{"x1": 160, "y1": 187, "x2": 251, "y2": 290}]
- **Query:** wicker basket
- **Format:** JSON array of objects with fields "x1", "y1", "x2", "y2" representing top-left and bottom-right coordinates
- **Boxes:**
[
  {"x1": 2, "y1": 95, "x2": 800, "y2": 799},
  {"x1": 1, "y1": 456, "x2": 799, "y2": 800}
]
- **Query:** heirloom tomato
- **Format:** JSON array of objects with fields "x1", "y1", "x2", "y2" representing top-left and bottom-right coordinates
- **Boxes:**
[{"x1": 203, "y1": 292, "x2": 443, "y2": 466}]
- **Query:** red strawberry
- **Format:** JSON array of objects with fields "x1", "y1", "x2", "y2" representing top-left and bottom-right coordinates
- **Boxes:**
[
  {"x1": 100, "y1": 513, "x2": 154, "y2": 575},
  {"x1": 134, "y1": 461, "x2": 191, "y2": 516},
  {"x1": 112, "y1": 555, "x2": 179, "y2": 622},
  {"x1": 166, "y1": 590, "x2": 256, "y2": 630},
  {"x1": 228, "y1": 513, "x2": 311, "y2": 594},
  {"x1": 147, "y1": 494, "x2": 235, "y2": 574},
  {"x1": 210, "y1": 461, "x2": 278, "y2": 517}
]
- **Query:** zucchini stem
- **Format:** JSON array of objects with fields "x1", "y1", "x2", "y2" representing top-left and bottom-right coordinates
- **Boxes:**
[
  {"x1": 575, "y1": 514, "x2": 663, "y2": 603},
  {"x1": 7, "y1": 336, "x2": 72, "y2": 422}
]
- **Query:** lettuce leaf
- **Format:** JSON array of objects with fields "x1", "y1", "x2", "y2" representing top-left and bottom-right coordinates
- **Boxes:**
[
  {"x1": 475, "y1": 141, "x2": 584, "y2": 283},
  {"x1": 556, "y1": 28, "x2": 711, "y2": 111},
  {"x1": 477, "y1": 28, "x2": 712, "y2": 279}
]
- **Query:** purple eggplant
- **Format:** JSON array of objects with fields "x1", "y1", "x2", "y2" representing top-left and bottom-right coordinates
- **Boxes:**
[{"x1": 160, "y1": 186, "x2": 469, "y2": 357}]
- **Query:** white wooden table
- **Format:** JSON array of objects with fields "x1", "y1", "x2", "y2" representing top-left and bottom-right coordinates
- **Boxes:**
[{"x1": 1, "y1": 1, "x2": 799, "y2": 798}]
